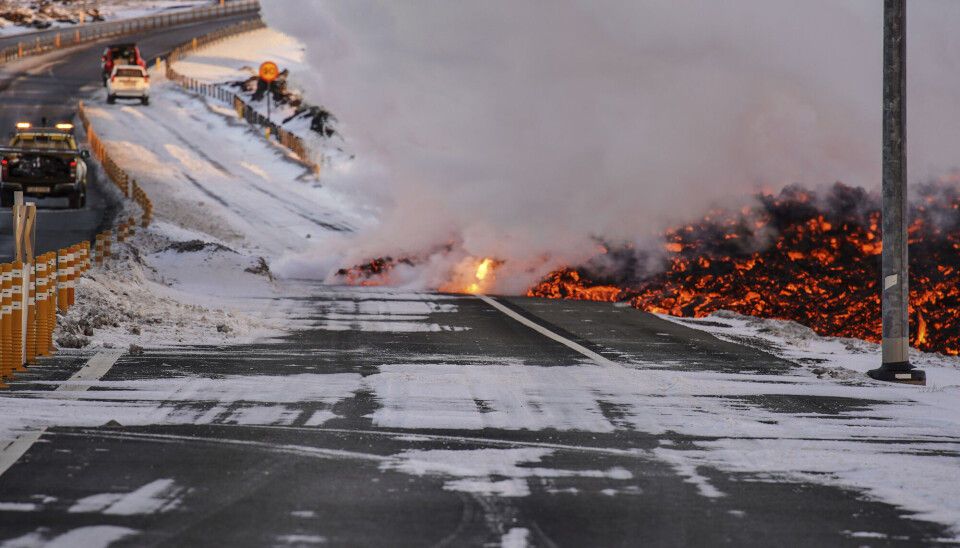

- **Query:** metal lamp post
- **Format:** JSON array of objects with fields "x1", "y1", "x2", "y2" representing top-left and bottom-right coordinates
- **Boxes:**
[{"x1": 868, "y1": 0, "x2": 925, "y2": 385}]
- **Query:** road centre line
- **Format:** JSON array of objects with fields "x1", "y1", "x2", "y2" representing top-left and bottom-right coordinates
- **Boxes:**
[
  {"x1": 52, "y1": 349, "x2": 125, "y2": 395},
  {"x1": 0, "y1": 350, "x2": 124, "y2": 477},
  {"x1": 475, "y1": 294, "x2": 620, "y2": 368}
]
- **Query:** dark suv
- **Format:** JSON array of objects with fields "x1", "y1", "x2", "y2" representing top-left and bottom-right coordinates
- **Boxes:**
[{"x1": 101, "y1": 43, "x2": 146, "y2": 85}]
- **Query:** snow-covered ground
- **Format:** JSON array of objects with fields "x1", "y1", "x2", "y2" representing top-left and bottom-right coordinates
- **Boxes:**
[
  {"x1": 2, "y1": 22, "x2": 960, "y2": 544},
  {"x1": 0, "y1": 1, "x2": 216, "y2": 37},
  {"x1": 53, "y1": 27, "x2": 371, "y2": 350}
]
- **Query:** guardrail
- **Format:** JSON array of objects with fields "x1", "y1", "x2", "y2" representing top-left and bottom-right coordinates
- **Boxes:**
[
  {"x1": 0, "y1": 101, "x2": 152, "y2": 386},
  {"x1": 77, "y1": 100, "x2": 154, "y2": 226},
  {"x1": 162, "y1": 19, "x2": 322, "y2": 173},
  {"x1": 0, "y1": 0, "x2": 260, "y2": 66}
]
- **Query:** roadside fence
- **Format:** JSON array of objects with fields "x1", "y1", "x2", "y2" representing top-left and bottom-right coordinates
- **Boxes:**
[
  {"x1": 162, "y1": 19, "x2": 322, "y2": 173},
  {"x1": 0, "y1": 0, "x2": 260, "y2": 66},
  {"x1": 77, "y1": 100, "x2": 154, "y2": 226}
]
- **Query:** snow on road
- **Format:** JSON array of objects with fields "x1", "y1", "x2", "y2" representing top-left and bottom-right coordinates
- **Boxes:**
[{"x1": 0, "y1": 23, "x2": 959, "y2": 544}]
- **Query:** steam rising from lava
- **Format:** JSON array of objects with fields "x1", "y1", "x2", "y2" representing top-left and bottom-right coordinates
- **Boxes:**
[
  {"x1": 266, "y1": 1, "x2": 960, "y2": 291},
  {"x1": 527, "y1": 180, "x2": 960, "y2": 355},
  {"x1": 263, "y1": 2, "x2": 960, "y2": 352}
]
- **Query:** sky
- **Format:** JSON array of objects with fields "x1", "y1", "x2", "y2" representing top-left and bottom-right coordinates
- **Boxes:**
[{"x1": 260, "y1": 1, "x2": 960, "y2": 291}]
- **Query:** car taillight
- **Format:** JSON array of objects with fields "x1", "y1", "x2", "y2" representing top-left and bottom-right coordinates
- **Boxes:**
[
  {"x1": 111, "y1": 75, "x2": 116, "y2": 83},
  {"x1": 1, "y1": 159, "x2": 7, "y2": 179},
  {"x1": 144, "y1": 75, "x2": 149, "y2": 83},
  {"x1": 69, "y1": 160, "x2": 77, "y2": 181}
]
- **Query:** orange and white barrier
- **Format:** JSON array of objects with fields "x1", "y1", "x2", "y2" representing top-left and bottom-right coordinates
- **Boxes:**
[{"x1": 1, "y1": 264, "x2": 11, "y2": 377}]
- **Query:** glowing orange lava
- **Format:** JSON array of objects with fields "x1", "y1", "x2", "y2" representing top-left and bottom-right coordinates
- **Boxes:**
[{"x1": 528, "y1": 181, "x2": 960, "y2": 356}]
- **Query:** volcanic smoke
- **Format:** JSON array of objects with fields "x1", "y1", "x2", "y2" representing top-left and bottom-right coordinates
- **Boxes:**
[{"x1": 262, "y1": 2, "x2": 960, "y2": 354}]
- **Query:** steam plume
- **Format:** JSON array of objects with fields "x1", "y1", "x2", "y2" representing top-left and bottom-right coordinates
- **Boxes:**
[{"x1": 263, "y1": 1, "x2": 960, "y2": 291}]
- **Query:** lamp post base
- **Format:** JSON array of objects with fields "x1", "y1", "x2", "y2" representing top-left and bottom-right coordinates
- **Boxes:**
[{"x1": 867, "y1": 362, "x2": 926, "y2": 385}]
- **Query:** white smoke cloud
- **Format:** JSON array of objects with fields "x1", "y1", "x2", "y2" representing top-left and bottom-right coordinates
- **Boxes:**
[{"x1": 263, "y1": 1, "x2": 960, "y2": 291}]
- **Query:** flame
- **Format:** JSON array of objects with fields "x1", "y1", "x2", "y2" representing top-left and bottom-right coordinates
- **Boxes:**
[{"x1": 439, "y1": 257, "x2": 501, "y2": 294}]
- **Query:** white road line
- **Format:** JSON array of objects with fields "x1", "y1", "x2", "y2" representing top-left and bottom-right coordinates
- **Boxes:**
[
  {"x1": 0, "y1": 350, "x2": 124, "y2": 477},
  {"x1": 54, "y1": 350, "x2": 125, "y2": 395},
  {"x1": 58, "y1": 430, "x2": 392, "y2": 463},
  {"x1": 475, "y1": 294, "x2": 620, "y2": 368}
]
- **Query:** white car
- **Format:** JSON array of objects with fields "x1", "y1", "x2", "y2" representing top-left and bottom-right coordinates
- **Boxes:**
[{"x1": 106, "y1": 64, "x2": 150, "y2": 105}]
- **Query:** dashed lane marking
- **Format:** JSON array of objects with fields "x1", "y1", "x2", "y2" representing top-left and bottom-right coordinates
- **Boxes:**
[
  {"x1": 0, "y1": 350, "x2": 124, "y2": 477},
  {"x1": 475, "y1": 294, "x2": 620, "y2": 368}
]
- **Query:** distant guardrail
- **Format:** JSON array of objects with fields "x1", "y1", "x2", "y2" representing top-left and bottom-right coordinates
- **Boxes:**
[
  {"x1": 162, "y1": 20, "x2": 322, "y2": 173},
  {"x1": 0, "y1": 0, "x2": 260, "y2": 66},
  {"x1": 77, "y1": 100, "x2": 154, "y2": 227}
]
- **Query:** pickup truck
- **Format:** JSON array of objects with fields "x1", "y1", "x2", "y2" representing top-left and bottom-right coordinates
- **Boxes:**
[
  {"x1": 0, "y1": 122, "x2": 90, "y2": 209},
  {"x1": 106, "y1": 64, "x2": 150, "y2": 105},
  {"x1": 0, "y1": 148, "x2": 89, "y2": 208},
  {"x1": 0, "y1": 122, "x2": 89, "y2": 208}
]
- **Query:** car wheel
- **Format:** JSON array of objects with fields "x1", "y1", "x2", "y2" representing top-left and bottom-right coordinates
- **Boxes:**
[
  {"x1": 67, "y1": 189, "x2": 87, "y2": 209},
  {"x1": 107, "y1": 94, "x2": 116, "y2": 104},
  {"x1": 141, "y1": 97, "x2": 149, "y2": 105}
]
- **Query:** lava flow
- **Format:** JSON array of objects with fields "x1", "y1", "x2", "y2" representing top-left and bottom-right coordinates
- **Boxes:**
[{"x1": 528, "y1": 181, "x2": 960, "y2": 355}]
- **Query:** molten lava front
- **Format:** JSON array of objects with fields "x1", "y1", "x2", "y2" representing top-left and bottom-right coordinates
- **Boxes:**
[
  {"x1": 528, "y1": 182, "x2": 960, "y2": 355},
  {"x1": 334, "y1": 181, "x2": 960, "y2": 355}
]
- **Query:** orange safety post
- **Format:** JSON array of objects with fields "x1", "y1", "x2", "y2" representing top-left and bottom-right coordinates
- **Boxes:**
[
  {"x1": 83, "y1": 241, "x2": 91, "y2": 272},
  {"x1": 1, "y1": 263, "x2": 12, "y2": 377},
  {"x1": 66, "y1": 246, "x2": 76, "y2": 307},
  {"x1": 25, "y1": 259, "x2": 38, "y2": 365},
  {"x1": 57, "y1": 250, "x2": 68, "y2": 312},
  {"x1": 95, "y1": 234, "x2": 104, "y2": 265},
  {"x1": 33, "y1": 257, "x2": 46, "y2": 358},
  {"x1": 103, "y1": 230, "x2": 112, "y2": 259},
  {"x1": 117, "y1": 223, "x2": 127, "y2": 243},
  {"x1": 44, "y1": 253, "x2": 57, "y2": 355},
  {"x1": 128, "y1": 217, "x2": 136, "y2": 237},
  {"x1": 75, "y1": 243, "x2": 84, "y2": 275},
  {"x1": 11, "y1": 261, "x2": 26, "y2": 373}
]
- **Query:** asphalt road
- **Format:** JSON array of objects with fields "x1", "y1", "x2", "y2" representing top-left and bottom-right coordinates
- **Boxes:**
[
  {"x1": 0, "y1": 13, "x2": 256, "y2": 261},
  {"x1": 0, "y1": 288, "x2": 951, "y2": 547}
]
